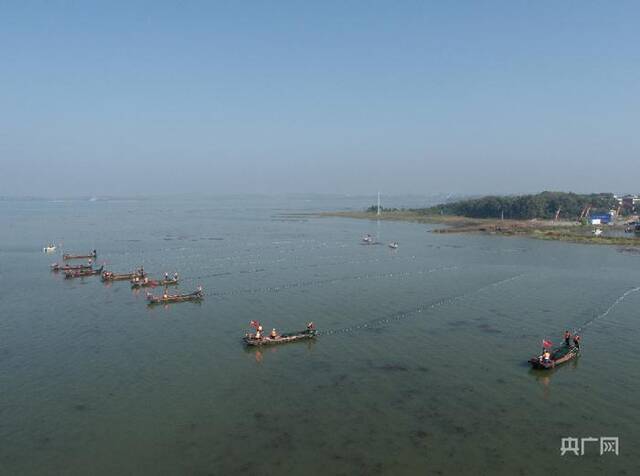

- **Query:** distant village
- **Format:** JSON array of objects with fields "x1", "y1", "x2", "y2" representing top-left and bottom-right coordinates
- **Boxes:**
[{"x1": 595, "y1": 194, "x2": 640, "y2": 225}]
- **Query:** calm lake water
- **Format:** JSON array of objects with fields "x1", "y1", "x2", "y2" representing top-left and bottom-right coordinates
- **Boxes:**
[{"x1": 1, "y1": 196, "x2": 639, "y2": 476}]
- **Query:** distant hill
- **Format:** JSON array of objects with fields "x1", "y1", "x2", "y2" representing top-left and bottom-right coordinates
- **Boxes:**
[{"x1": 413, "y1": 192, "x2": 618, "y2": 220}]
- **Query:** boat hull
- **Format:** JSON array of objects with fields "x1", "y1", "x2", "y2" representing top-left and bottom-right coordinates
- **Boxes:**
[
  {"x1": 131, "y1": 278, "x2": 179, "y2": 288},
  {"x1": 64, "y1": 266, "x2": 104, "y2": 279},
  {"x1": 102, "y1": 272, "x2": 146, "y2": 282},
  {"x1": 63, "y1": 252, "x2": 97, "y2": 261},
  {"x1": 529, "y1": 345, "x2": 580, "y2": 369},
  {"x1": 243, "y1": 330, "x2": 317, "y2": 346},
  {"x1": 147, "y1": 291, "x2": 203, "y2": 304}
]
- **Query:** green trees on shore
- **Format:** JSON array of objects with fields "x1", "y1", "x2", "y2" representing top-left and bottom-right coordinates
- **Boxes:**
[{"x1": 415, "y1": 192, "x2": 617, "y2": 220}]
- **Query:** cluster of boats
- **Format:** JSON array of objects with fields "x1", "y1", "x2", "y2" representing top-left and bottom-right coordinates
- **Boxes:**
[
  {"x1": 46, "y1": 244, "x2": 583, "y2": 358},
  {"x1": 45, "y1": 246, "x2": 314, "y2": 346},
  {"x1": 48, "y1": 248, "x2": 204, "y2": 305}
]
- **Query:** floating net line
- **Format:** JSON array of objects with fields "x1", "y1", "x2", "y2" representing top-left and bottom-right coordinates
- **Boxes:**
[
  {"x1": 318, "y1": 273, "x2": 525, "y2": 336},
  {"x1": 205, "y1": 266, "x2": 460, "y2": 297},
  {"x1": 577, "y1": 286, "x2": 640, "y2": 333}
]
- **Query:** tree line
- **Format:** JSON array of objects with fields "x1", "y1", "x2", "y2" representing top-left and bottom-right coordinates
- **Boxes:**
[
  {"x1": 417, "y1": 192, "x2": 617, "y2": 220},
  {"x1": 366, "y1": 192, "x2": 619, "y2": 220}
]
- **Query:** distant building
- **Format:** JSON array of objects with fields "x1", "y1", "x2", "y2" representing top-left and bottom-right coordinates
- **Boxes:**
[{"x1": 615, "y1": 194, "x2": 640, "y2": 212}]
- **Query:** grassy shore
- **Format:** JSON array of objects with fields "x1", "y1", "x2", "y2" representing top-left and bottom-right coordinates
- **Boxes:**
[{"x1": 319, "y1": 210, "x2": 640, "y2": 247}]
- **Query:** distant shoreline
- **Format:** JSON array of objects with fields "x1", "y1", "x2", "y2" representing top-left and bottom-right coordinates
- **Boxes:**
[{"x1": 318, "y1": 210, "x2": 640, "y2": 247}]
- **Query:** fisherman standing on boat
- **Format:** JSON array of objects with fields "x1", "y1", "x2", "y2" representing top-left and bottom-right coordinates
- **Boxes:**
[
  {"x1": 572, "y1": 334, "x2": 581, "y2": 349},
  {"x1": 542, "y1": 350, "x2": 551, "y2": 363},
  {"x1": 164, "y1": 272, "x2": 169, "y2": 281},
  {"x1": 256, "y1": 325, "x2": 263, "y2": 339},
  {"x1": 564, "y1": 330, "x2": 571, "y2": 346},
  {"x1": 174, "y1": 272, "x2": 179, "y2": 281}
]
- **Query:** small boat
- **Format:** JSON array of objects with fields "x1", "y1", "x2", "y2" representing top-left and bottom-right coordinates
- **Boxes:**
[
  {"x1": 64, "y1": 265, "x2": 104, "y2": 279},
  {"x1": 362, "y1": 234, "x2": 376, "y2": 245},
  {"x1": 102, "y1": 269, "x2": 146, "y2": 282},
  {"x1": 146, "y1": 287, "x2": 203, "y2": 304},
  {"x1": 244, "y1": 324, "x2": 317, "y2": 346},
  {"x1": 63, "y1": 250, "x2": 97, "y2": 260},
  {"x1": 131, "y1": 277, "x2": 179, "y2": 289},
  {"x1": 529, "y1": 344, "x2": 580, "y2": 370},
  {"x1": 388, "y1": 241, "x2": 399, "y2": 249},
  {"x1": 43, "y1": 244, "x2": 57, "y2": 253},
  {"x1": 51, "y1": 262, "x2": 92, "y2": 272}
]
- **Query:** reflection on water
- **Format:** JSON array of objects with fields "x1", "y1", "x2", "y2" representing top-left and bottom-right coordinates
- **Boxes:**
[{"x1": 0, "y1": 196, "x2": 638, "y2": 476}]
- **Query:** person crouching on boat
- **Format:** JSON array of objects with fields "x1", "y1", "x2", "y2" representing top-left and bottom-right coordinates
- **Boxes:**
[
  {"x1": 541, "y1": 350, "x2": 551, "y2": 363},
  {"x1": 270, "y1": 328, "x2": 278, "y2": 339},
  {"x1": 255, "y1": 325, "x2": 263, "y2": 339},
  {"x1": 564, "y1": 330, "x2": 571, "y2": 346},
  {"x1": 307, "y1": 322, "x2": 315, "y2": 333},
  {"x1": 572, "y1": 334, "x2": 581, "y2": 349}
]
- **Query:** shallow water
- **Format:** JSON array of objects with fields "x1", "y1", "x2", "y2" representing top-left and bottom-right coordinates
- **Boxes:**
[{"x1": 1, "y1": 196, "x2": 638, "y2": 475}]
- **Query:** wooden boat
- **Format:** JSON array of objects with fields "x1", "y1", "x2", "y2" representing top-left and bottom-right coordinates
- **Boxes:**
[
  {"x1": 51, "y1": 262, "x2": 93, "y2": 272},
  {"x1": 63, "y1": 250, "x2": 97, "y2": 260},
  {"x1": 64, "y1": 265, "x2": 104, "y2": 279},
  {"x1": 102, "y1": 270, "x2": 146, "y2": 282},
  {"x1": 529, "y1": 344, "x2": 580, "y2": 369},
  {"x1": 243, "y1": 328, "x2": 318, "y2": 346},
  {"x1": 131, "y1": 277, "x2": 179, "y2": 289},
  {"x1": 146, "y1": 288, "x2": 203, "y2": 304}
]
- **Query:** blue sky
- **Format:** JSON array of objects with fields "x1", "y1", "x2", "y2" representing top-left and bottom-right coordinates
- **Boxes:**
[{"x1": 1, "y1": 1, "x2": 639, "y2": 196}]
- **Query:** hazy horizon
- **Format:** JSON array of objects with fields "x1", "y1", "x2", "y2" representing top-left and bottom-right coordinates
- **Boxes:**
[{"x1": 2, "y1": 2, "x2": 639, "y2": 196}]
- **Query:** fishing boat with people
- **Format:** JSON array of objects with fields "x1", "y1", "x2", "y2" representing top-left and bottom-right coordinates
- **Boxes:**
[
  {"x1": 529, "y1": 334, "x2": 581, "y2": 370},
  {"x1": 146, "y1": 286, "x2": 203, "y2": 304},
  {"x1": 43, "y1": 244, "x2": 57, "y2": 253},
  {"x1": 131, "y1": 275, "x2": 179, "y2": 288},
  {"x1": 388, "y1": 241, "x2": 399, "y2": 249},
  {"x1": 102, "y1": 267, "x2": 146, "y2": 282},
  {"x1": 64, "y1": 265, "x2": 104, "y2": 279},
  {"x1": 51, "y1": 262, "x2": 93, "y2": 272},
  {"x1": 243, "y1": 321, "x2": 317, "y2": 346},
  {"x1": 63, "y1": 250, "x2": 97, "y2": 260}
]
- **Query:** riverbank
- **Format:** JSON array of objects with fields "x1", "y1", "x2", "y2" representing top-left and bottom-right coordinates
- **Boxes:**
[{"x1": 318, "y1": 210, "x2": 640, "y2": 246}]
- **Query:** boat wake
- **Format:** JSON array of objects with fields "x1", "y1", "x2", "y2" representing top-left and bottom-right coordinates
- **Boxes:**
[
  {"x1": 579, "y1": 286, "x2": 640, "y2": 331},
  {"x1": 319, "y1": 273, "x2": 525, "y2": 336}
]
